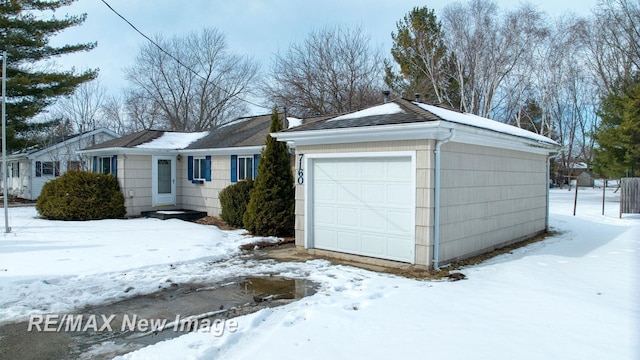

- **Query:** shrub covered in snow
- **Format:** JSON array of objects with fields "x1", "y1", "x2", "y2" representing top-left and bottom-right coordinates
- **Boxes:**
[
  {"x1": 219, "y1": 179, "x2": 254, "y2": 228},
  {"x1": 36, "y1": 171, "x2": 126, "y2": 220}
]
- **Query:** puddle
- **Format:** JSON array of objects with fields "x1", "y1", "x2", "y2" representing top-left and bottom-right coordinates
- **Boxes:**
[{"x1": 0, "y1": 277, "x2": 318, "y2": 359}]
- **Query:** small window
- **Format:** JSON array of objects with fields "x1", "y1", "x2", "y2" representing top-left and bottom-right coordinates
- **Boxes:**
[
  {"x1": 10, "y1": 162, "x2": 19, "y2": 178},
  {"x1": 238, "y1": 156, "x2": 253, "y2": 181},
  {"x1": 38, "y1": 161, "x2": 60, "y2": 177},
  {"x1": 67, "y1": 161, "x2": 81, "y2": 171},
  {"x1": 98, "y1": 157, "x2": 112, "y2": 174},
  {"x1": 192, "y1": 157, "x2": 207, "y2": 181}
]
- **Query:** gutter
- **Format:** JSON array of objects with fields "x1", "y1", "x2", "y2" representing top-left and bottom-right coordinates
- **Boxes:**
[{"x1": 433, "y1": 129, "x2": 455, "y2": 270}]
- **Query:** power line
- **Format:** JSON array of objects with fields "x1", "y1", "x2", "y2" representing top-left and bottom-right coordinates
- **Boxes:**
[{"x1": 99, "y1": 0, "x2": 269, "y2": 111}]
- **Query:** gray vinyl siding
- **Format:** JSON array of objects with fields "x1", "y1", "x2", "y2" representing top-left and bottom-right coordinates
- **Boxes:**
[{"x1": 437, "y1": 142, "x2": 547, "y2": 263}]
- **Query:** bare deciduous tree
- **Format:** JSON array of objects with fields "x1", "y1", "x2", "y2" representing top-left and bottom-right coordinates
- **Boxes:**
[
  {"x1": 263, "y1": 25, "x2": 384, "y2": 116},
  {"x1": 52, "y1": 77, "x2": 106, "y2": 134},
  {"x1": 125, "y1": 28, "x2": 260, "y2": 131},
  {"x1": 441, "y1": 0, "x2": 547, "y2": 117},
  {"x1": 584, "y1": 0, "x2": 640, "y2": 94}
]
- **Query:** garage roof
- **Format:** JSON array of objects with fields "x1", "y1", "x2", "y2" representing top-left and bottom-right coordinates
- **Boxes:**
[{"x1": 279, "y1": 98, "x2": 558, "y2": 146}]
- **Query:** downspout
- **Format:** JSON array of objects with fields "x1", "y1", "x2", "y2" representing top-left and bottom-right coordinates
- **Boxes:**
[
  {"x1": 433, "y1": 129, "x2": 455, "y2": 270},
  {"x1": 546, "y1": 154, "x2": 552, "y2": 232}
]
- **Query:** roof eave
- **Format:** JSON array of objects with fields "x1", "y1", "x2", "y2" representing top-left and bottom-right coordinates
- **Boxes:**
[
  {"x1": 272, "y1": 121, "x2": 454, "y2": 146},
  {"x1": 77, "y1": 147, "x2": 180, "y2": 156},
  {"x1": 179, "y1": 145, "x2": 264, "y2": 156},
  {"x1": 272, "y1": 120, "x2": 559, "y2": 155}
]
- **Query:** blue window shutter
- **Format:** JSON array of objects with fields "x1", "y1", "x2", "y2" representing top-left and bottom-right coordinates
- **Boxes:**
[
  {"x1": 205, "y1": 156, "x2": 211, "y2": 181},
  {"x1": 92, "y1": 156, "x2": 97, "y2": 173},
  {"x1": 187, "y1": 156, "x2": 193, "y2": 181},
  {"x1": 253, "y1": 154, "x2": 260, "y2": 179},
  {"x1": 230, "y1": 155, "x2": 237, "y2": 182},
  {"x1": 111, "y1": 156, "x2": 117, "y2": 177},
  {"x1": 35, "y1": 161, "x2": 42, "y2": 177}
]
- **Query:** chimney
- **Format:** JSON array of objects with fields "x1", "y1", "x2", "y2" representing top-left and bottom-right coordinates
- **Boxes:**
[
  {"x1": 415, "y1": 93, "x2": 421, "y2": 103},
  {"x1": 383, "y1": 90, "x2": 390, "y2": 103},
  {"x1": 283, "y1": 106, "x2": 289, "y2": 129}
]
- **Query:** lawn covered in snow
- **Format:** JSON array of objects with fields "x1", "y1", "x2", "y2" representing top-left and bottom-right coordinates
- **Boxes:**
[{"x1": 1, "y1": 188, "x2": 638, "y2": 359}]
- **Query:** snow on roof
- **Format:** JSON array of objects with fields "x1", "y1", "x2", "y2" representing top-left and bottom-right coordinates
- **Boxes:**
[
  {"x1": 287, "y1": 117, "x2": 302, "y2": 128},
  {"x1": 417, "y1": 103, "x2": 557, "y2": 144},
  {"x1": 329, "y1": 102, "x2": 405, "y2": 121},
  {"x1": 135, "y1": 131, "x2": 209, "y2": 149}
]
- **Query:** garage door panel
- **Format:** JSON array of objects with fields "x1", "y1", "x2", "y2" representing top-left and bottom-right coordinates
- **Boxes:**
[
  {"x1": 312, "y1": 155, "x2": 415, "y2": 263},
  {"x1": 314, "y1": 182, "x2": 336, "y2": 201},
  {"x1": 360, "y1": 209, "x2": 386, "y2": 230},
  {"x1": 387, "y1": 184, "x2": 413, "y2": 206},
  {"x1": 386, "y1": 211, "x2": 413, "y2": 233},
  {"x1": 315, "y1": 229, "x2": 337, "y2": 248},
  {"x1": 387, "y1": 158, "x2": 413, "y2": 179},
  {"x1": 336, "y1": 207, "x2": 359, "y2": 227},
  {"x1": 386, "y1": 235, "x2": 413, "y2": 260},
  {"x1": 337, "y1": 231, "x2": 359, "y2": 251},
  {"x1": 361, "y1": 233, "x2": 385, "y2": 256},
  {"x1": 336, "y1": 161, "x2": 359, "y2": 180},
  {"x1": 361, "y1": 184, "x2": 385, "y2": 204},
  {"x1": 336, "y1": 183, "x2": 361, "y2": 204},
  {"x1": 314, "y1": 205, "x2": 336, "y2": 226},
  {"x1": 361, "y1": 160, "x2": 385, "y2": 178},
  {"x1": 314, "y1": 162, "x2": 337, "y2": 180}
]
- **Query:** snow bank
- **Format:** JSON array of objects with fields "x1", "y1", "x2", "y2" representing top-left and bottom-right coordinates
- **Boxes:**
[{"x1": 119, "y1": 188, "x2": 640, "y2": 360}]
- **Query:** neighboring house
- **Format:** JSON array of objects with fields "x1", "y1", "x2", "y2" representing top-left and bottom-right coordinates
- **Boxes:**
[
  {"x1": 78, "y1": 114, "x2": 308, "y2": 217},
  {"x1": 272, "y1": 98, "x2": 560, "y2": 269},
  {"x1": 2, "y1": 128, "x2": 120, "y2": 200},
  {"x1": 570, "y1": 162, "x2": 596, "y2": 187}
]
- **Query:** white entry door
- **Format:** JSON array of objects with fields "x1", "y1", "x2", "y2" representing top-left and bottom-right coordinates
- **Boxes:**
[
  {"x1": 152, "y1": 156, "x2": 176, "y2": 206},
  {"x1": 309, "y1": 155, "x2": 415, "y2": 263}
]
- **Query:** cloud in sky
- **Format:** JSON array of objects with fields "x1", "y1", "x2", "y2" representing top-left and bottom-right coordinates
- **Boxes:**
[{"x1": 49, "y1": 0, "x2": 596, "y2": 102}]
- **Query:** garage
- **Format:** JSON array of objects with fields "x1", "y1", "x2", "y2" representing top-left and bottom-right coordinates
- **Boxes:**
[{"x1": 309, "y1": 155, "x2": 415, "y2": 263}]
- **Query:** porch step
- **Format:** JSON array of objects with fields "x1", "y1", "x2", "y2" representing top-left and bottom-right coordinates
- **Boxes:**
[{"x1": 141, "y1": 209, "x2": 208, "y2": 221}]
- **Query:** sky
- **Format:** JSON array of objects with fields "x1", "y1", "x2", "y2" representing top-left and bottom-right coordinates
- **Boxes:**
[{"x1": 48, "y1": 0, "x2": 598, "y2": 114}]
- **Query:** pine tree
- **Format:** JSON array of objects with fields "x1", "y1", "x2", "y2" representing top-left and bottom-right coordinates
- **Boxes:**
[
  {"x1": 243, "y1": 107, "x2": 294, "y2": 236},
  {"x1": 593, "y1": 78, "x2": 640, "y2": 177},
  {"x1": 1, "y1": 0, "x2": 97, "y2": 150},
  {"x1": 389, "y1": 6, "x2": 459, "y2": 106}
]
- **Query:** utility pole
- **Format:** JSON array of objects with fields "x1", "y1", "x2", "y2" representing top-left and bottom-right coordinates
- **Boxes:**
[{"x1": 2, "y1": 50, "x2": 10, "y2": 233}]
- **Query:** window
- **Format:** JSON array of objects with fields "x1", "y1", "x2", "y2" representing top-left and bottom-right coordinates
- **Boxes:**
[
  {"x1": 238, "y1": 156, "x2": 253, "y2": 181},
  {"x1": 67, "y1": 161, "x2": 82, "y2": 171},
  {"x1": 187, "y1": 155, "x2": 211, "y2": 183},
  {"x1": 10, "y1": 162, "x2": 19, "y2": 178},
  {"x1": 98, "y1": 157, "x2": 112, "y2": 174},
  {"x1": 230, "y1": 155, "x2": 259, "y2": 182},
  {"x1": 35, "y1": 161, "x2": 60, "y2": 177},
  {"x1": 192, "y1": 157, "x2": 207, "y2": 181}
]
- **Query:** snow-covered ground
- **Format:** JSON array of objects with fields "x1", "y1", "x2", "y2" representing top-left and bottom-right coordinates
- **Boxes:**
[{"x1": 1, "y1": 188, "x2": 638, "y2": 359}]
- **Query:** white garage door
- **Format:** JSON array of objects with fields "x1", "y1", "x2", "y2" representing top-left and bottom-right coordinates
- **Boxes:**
[{"x1": 311, "y1": 156, "x2": 414, "y2": 263}]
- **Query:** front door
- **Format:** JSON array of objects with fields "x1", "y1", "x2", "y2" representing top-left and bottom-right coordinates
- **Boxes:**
[{"x1": 152, "y1": 156, "x2": 176, "y2": 206}]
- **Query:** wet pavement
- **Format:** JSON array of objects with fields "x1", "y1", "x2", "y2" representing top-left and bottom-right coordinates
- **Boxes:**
[{"x1": 0, "y1": 276, "x2": 318, "y2": 359}]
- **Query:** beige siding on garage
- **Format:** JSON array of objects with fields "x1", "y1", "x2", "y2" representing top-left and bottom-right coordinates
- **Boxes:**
[
  {"x1": 294, "y1": 140, "x2": 435, "y2": 266},
  {"x1": 438, "y1": 142, "x2": 547, "y2": 263},
  {"x1": 177, "y1": 155, "x2": 232, "y2": 216}
]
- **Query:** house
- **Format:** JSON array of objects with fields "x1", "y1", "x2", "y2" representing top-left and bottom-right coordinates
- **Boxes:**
[
  {"x1": 272, "y1": 98, "x2": 560, "y2": 269},
  {"x1": 78, "y1": 114, "x2": 306, "y2": 217},
  {"x1": 570, "y1": 162, "x2": 596, "y2": 187},
  {"x1": 2, "y1": 128, "x2": 120, "y2": 200}
]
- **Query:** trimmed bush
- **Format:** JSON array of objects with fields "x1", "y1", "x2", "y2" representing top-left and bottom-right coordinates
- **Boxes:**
[
  {"x1": 219, "y1": 179, "x2": 254, "y2": 228},
  {"x1": 36, "y1": 170, "x2": 126, "y2": 220},
  {"x1": 243, "y1": 107, "x2": 294, "y2": 236}
]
